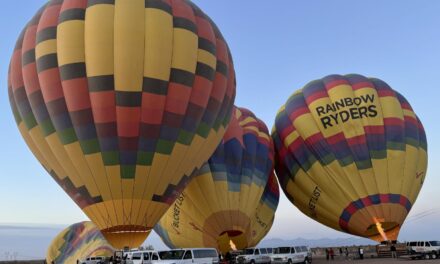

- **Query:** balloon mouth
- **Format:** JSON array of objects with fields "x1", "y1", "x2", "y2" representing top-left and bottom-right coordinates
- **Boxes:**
[
  {"x1": 366, "y1": 221, "x2": 400, "y2": 242},
  {"x1": 217, "y1": 230, "x2": 246, "y2": 253},
  {"x1": 101, "y1": 225, "x2": 152, "y2": 249},
  {"x1": 219, "y1": 230, "x2": 244, "y2": 237},
  {"x1": 101, "y1": 225, "x2": 151, "y2": 234}
]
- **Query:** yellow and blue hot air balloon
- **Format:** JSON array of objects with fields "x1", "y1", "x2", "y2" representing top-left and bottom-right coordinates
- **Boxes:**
[
  {"x1": 46, "y1": 221, "x2": 114, "y2": 264},
  {"x1": 155, "y1": 107, "x2": 279, "y2": 253},
  {"x1": 8, "y1": 0, "x2": 235, "y2": 249},
  {"x1": 272, "y1": 74, "x2": 428, "y2": 242}
]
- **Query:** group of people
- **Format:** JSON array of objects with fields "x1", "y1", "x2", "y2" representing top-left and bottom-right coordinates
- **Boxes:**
[
  {"x1": 324, "y1": 248, "x2": 336, "y2": 260},
  {"x1": 324, "y1": 247, "x2": 364, "y2": 260}
]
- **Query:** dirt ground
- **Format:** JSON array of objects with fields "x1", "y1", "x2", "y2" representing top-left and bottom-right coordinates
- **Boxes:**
[
  {"x1": 0, "y1": 261, "x2": 44, "y2": 264},
  {"x1": 313, "y1": 257, "x2": 440, "y2": 264}
]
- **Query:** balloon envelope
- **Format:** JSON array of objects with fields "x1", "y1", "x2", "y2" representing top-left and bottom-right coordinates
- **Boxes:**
[
  {"x1": 8, "y1": 0, "x2": 235, "y2": 248},
  {"x1": 155, "y1": 107, "x2": 279, "y2": 253},
  {"x1": 272, "y1": 74, "x2": 427, "y2": 241},
  {"x1": 46, "y1": 221, "x2": 114, "y2": 264}
]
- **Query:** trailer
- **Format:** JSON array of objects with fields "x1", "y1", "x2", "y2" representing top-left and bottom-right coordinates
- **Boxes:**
[
  {"x1": 376, "y1": 240, "x2": 407, "y2": 258},
  {"x1": 400, "y1": 252, "x2": 438, "y2": 260}
]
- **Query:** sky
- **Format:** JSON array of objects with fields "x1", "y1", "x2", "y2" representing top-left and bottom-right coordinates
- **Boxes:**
[{"x1": 1, "y1": 0, "x2": 440, "y2": 254}]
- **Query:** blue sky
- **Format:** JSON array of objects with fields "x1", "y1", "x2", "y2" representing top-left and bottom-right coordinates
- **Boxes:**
[{"x1": 1, "y1": 0, "x2": 440, "y2": 247}]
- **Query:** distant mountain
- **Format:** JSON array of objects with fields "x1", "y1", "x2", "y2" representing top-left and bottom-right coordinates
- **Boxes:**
[
  {"x1": 0, "y1": 224, "x2": 389, "y2": 261},
  {"x1": 259, "y1": 237, "x2": 376, "y2": 248}
]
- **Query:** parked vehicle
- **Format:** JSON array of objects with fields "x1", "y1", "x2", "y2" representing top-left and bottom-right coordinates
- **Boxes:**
[
  {"x1": 236, "y1": 248, "x2": 271, "y2": 264},
  {"x1": 80, "y1": 256, "x2": 108, "y2": 264},
  {"x1": 263, "y1": 248, "x2": 274, "y2": 255},
  {"x1": 125, "y1": 250, "x2": 155, "y2": 264},
  {"x1": 157, "y1": 248, "x2": 219, "y2": 264},
  {"x1": 406, "y1": 241, "x2": 440, "y2": 259},
  {"x1": 270, "y1": 246, "x2": 311, "y2": 264}
]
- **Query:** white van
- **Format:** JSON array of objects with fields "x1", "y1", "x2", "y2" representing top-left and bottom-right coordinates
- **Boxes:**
[
  {"x1": 157, "y1": 248, "x2": 219, "y2": 264},
  {"x1": 271, "y1": 246, "x2": 311, "y2": 264},
  {"x1": 236, "y1": 248, "x2": 272, "y2": 264},
  {"x1": 80, "y1": 256, "x2": 108, "y2": 264},
  {"x1": 406, "y1": 241, "x2": 440, "y2": 259},
  {"x1": 126, "y1": 250, "x2": 156, "y2": 264},
  {"x1": 142, "y1": 251, "x2": 163, "y2": 264}
]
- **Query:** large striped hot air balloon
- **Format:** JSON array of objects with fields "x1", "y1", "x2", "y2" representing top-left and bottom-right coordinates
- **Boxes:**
[
  {"x1": 8, "y1": 0, "x2": 235, "y2": 248},
  {"x1": 272, "y1": 74, "x2": 427, "y2": 241},
  {"x1": 155, "y1": 107, "x2": 279, "y2": 253},
  {"x1": 46, "y1": 221, "x2": 114, "y2": 264}
]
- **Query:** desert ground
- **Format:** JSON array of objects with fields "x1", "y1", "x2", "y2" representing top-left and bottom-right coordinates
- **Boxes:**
[
  {"x1": 1, "y1": 259, "x2": 440, "y2": 264},
  {"x1": 313, "y1": 257, "x2": 440, "y2": 264}
]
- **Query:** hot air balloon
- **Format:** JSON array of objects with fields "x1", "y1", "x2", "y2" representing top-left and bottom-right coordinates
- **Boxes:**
[
  {"x1": 8, "y1": 0, "x2": 235, "y2": 249},
  {"x1": 46, "y1": 221, "x2": 114, "y2": 264},
  {"x1": 154, "y1": 107, "x2": 279, "y2": 253},
  {"x1": 272, "y1": 74, "x2": 427, "y2": 241}
]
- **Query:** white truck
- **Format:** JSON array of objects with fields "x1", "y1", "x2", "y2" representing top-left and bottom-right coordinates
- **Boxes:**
[
  {"x1": 406, "y1": 241, "x2": 440, "y2": 260},
  {"x1": 270, "y1": 246, "x2": 311, "y2": 264},
  {"x1": 236, "y1": 248, "x2": 271, "y2": 264}
]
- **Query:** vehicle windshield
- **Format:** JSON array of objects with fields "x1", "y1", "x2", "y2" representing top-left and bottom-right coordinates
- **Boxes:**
[
  {"x1": 430, "y1": 241, "x2": 440, "y2": 246},
  {"x1": 274, "y1": 247, "x2": 290, "y2": 254},
  {"x1": 159, "y1": 250, "x2": 185, "y2": 260},
  {"x1": 243, "y1": 249, "x2": 254, "y2": 255}
]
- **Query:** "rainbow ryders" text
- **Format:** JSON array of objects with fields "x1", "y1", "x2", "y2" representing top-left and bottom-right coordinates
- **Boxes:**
[{"x1": 316, "y1": 94, "x2": 378, "y2": 129}]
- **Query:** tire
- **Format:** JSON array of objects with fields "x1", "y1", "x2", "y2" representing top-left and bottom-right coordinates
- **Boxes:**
[
  {"x1": 287, "y1": 259, "x2": 292, "y2": 264},
  {"x1": 424, "y1": 254, "x2": 430, "y2": 260},
  {"x1": 431, "y1": 252, "x2": 438, "y2": 259},
  {"x1": 303, "y1": 258, "x2": 311, "y2": 264},
  {"x1": 250, "y1": 260, "x2": 255, "y2": 264}
]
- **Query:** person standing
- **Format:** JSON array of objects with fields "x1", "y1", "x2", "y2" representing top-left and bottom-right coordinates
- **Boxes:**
[
  {"x1": 359, "y1": 247, "x2": 364, "y2": 260},
  {"x1": 326, "y1": 248, "x2": 329, "y2": 261},
  {"x1": 345, "y1": 248, "x2": 349, "y2": 260},
  {"x1": 329, "y1": 248, "x2": 335, "y2": 260},
  {"x1": 391, "y1": 244, "x2": 397, "y2": 259}
]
